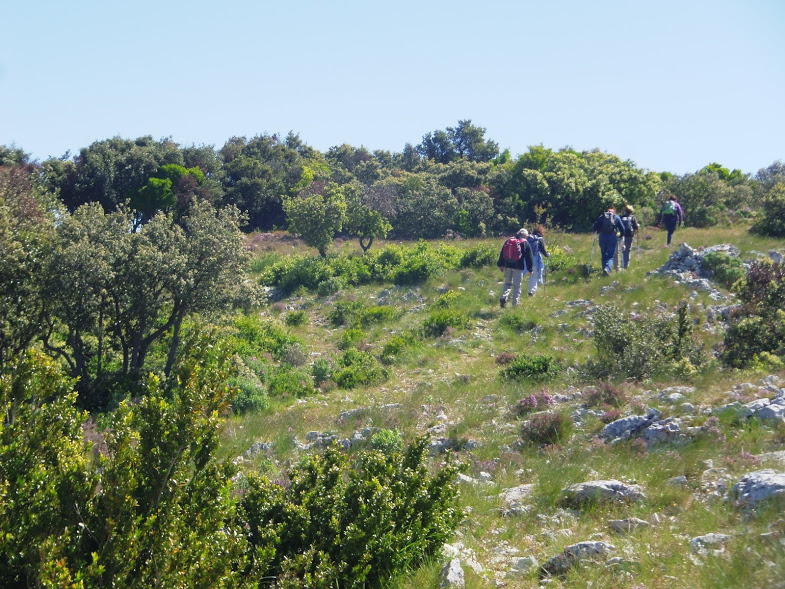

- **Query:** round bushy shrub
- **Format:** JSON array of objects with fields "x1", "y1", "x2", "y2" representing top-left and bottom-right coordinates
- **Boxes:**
[
  {"x1": 520, "y1": 411, "x2": 573, "y2": 445},
  {"x1": 284, "y1": 310, "x2": 308, "y2": 327},
  {"x1": 500, "y1": 353, "x2": 560, "y2": 382},
  {"x1": 370, "y1": 429, "x2": 404, "y2": 455},
  {"x1": 423, "y1": 309, "x2": 470, "y2": 337},
  {"x1": 333, "y1": 348, "x2": 388, "y2": 389},
  {"x1": 702, "y1": 251, "x2": 745, "y2": 290}
]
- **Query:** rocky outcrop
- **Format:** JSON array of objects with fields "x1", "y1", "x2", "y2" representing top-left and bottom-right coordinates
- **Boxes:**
[
  {"x1": 559, "y1": 480, "x2": 646, "y2": 507},
  {"x1": 730, "y1": 470, "x2": 785, "y2": 508},
  {"x1": 541, "y1": 541, "x2": 616, "y2": 576}
]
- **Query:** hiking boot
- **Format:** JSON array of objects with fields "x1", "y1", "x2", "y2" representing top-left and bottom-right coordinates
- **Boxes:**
[
  {"x1": 499, "y1": 297, "x2": 506, "y2": 309},
  {"x1": 602, "y1": 268, "x2": 610, "y2": 276},
  {"x1": 528, "y1": 291, "x2": 534, "y2": 297}
]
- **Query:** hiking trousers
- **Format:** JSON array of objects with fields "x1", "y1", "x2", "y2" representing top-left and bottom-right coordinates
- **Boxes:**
[
  {"x1": 501, "y1": 266, "x2": 525, "y2": 306},
  {"x1": 528, "y1": 254, "x2": 544, "y2": 295},
  {"x1": 598, "y1": 233, "x2": 617, "y2": 274},
  {"x1": 663, "y1": 215, "x2": 678, "y2": 245},
  {"x1": 622, "y1": 235, "x2": 634, "y2": 268}
]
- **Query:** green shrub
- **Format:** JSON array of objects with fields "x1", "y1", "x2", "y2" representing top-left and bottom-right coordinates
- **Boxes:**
[
  {"x1": 690, "y1": 204, "x2": 724, "y2": 228},
  {"x1": 333, "y1": 348, "x2": 388, "y2": 389},
  {"x1": 584, "y1": 303, "x2": 704, "y2": 380},
  {"x1": 702, "y1": 250, "x2": 745, "y2": 290},
  {"x1": 498, "y1": 311, "x2": 538, "y2": 333},
  {"x1": 229, "y1": 376, "x2": 269, "y2": 413},
  {"x1": 459, "y1": 243, "x2": 496, "y2": 268},
  {"x1": 543, "y1": 245, "x2": 576, "y2": 272},
  {"x1": 317, "y1": 275, "x2": 345, "y2": 296},
  {"x1": 435, "y1": 290, "x2": 460, "y2": 308},
  {"x1": 268, "y1": 365, "x2": 314, "y2": 397},
  {"x1": 240, "y1": 437, "x2": 462, "y2": 588},
  {"x1": 380, "y1": 331, "x2": 422, "y2": 364},
  {"x1": 423, "y1": 309, "x2": 470, "y2": 337},
  {"x1": 370, "y1": 428, "x2": 404, "y2": 455},
  {"x1": 584, "y1": 381, "x2": 627, "y2": 408},
  {"x1": 232, "y1": 315, "x2": 301, "y2": 358},
  {"x1": 284, "y1": 310, "x2": 308, "y2": 326},
  {"x1": 328, "y1": 301, "x2": 365, "y2": 327},
  {"x1": 339, "y1": 327, "x2": 366, "y2": 350},
  {"x1": 751, "y1": 183, "x2": 785, "y2": 237},
  {"x1": 357, "y1": 305, "x2": 396, "y2": 327},
  {"x1": 722, "y1": 260, "x2": 785, "y2": 368},
  {"x1": 500, "y1": 353, "x2": 560, "y2": 382},
  {"x1": 520, "y1": 411, "x2": 573, "y2": 446},
  {"x1": 311, "y1": 357, "x2": 333, "y2": 386}
]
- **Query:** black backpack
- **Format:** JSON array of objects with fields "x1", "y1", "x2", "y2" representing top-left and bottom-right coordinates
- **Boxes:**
[
  {"x1": 620, "y1": 215, "x2": 636, "y2": 237},
  {"x1": 600, "y1": 212, "x2": 617, "y2": 234}
]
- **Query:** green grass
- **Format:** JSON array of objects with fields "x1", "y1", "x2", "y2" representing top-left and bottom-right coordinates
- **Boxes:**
[{"x1": 223, "y1": 226, "x2": 785, "y2": 588}]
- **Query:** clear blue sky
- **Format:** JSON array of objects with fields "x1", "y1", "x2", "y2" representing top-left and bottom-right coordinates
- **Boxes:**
[{"x1": 1, "y1": 0, "x2": 783, "y2": 175}]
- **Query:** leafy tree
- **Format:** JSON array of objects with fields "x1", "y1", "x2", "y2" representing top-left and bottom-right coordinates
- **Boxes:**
[
  {"x1": 417, "y1": 120, "x2": 499, "y2": 164},
  {"x1": 344, "y1": 182, "x2": 392, "y2": 252},
  {"x1": 751, "y1": 182, "x2": 785, "y2": 237},
  {"x1": 284, "y1": 181, "x2": 347, "y2": 257},
  {"x1": 0, "y1": 165, "x2": 57, "y2": 369},
  {"x1": 0, "y1": 343, "x2": 251, "y2": 588},
  {"x1": 44, "y1": 136, "x2": 184, "y2": 212},
  {"x1": 386, "y1": 173, "x2": 458, "y2": 239},
  {"x1": 221, "y1": 133, "x2": 328, "y2": 230},
  {"x1": 0, "y1": 145, "x2": 31, "y2": 166},
  {"x1": 42, "y1": 201, "x2": 254, "y2": 409}
]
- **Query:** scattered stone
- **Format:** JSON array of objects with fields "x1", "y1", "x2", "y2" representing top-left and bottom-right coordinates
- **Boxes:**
[
  {"x1": 541, "y1": 541, "x2": 616, "y2": 576},
  {"x1": 506, "y1": 555, "x2": 539, "y2": 577},
  {"x1": 499, "y1": 484, "x2": 534, "y2": 516},
  {"x1": 667, "y1": 475, "x2": 689, "y2": 488},
  {"x1": 689, "y1": 533, "x2": 732, "y2": 555},
  {"x1": 439, "y1": 558, "x2": 464, "y2": 588},
  {"x1": 560, "y1": 480, "x2": 646, "y2": 507},
  {"x1": 609, "y1": 518, "x2": 650, "y2": 534},
  {"x1": 731, "y1": 470, "x2": 785, "y2": 508},
  {"x1": 244, "y1": 440, "x2": 273, "y2": 458}
]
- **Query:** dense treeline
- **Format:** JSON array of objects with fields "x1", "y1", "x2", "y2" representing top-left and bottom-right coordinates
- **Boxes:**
[{"x1": 3, "y1": 121, "x2": 784, "y2": 251}]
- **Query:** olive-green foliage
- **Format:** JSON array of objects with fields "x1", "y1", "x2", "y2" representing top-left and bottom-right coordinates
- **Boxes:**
[
  {"x1": 380, "y1": 331, "x2": 422, "y2": 364},
  {"x1": 239, "y1": 437, "x2": 462, "y2": 588},
  {"x1": 0, "y1": 345, "x2": 249, "y2": 588},
  {"x1": 283, "y1": 182, "x2": 347, "y2": 257},
  {"x1": 268, "y1": 365, "x2": 314, "y2": 397},
  {"x1": 370, "y1": 428, "x2": 404, "y2": 455},
  {"x1": 722, "y1": 260, "x2": 785, "y2": 368},
  {"x1": 258, "y1": 241, "x2": 471, "y2": 294},
  {"x1": 311, "y1": 358, "x2": 332, "y2": 386},
  {"x1": 701, "y1": 251, "x2": 745, "y2": 290},
  {"x1": 585, "y1": 303, "x2": 704, "y2": 380},
  {"x1": 499, "y1": 353, "x2": 560, "y2": 382},
  {"x1": 328, "y1": 300, "x2": 365, "y2": 327},
  {"x1": 543, "y1": 245, "x2": 576, "y2": 272},
  {"x1": 498, "y1": 311, "x2": 538, "y2": 333},
  {"x1": 284, "y1": 309, "x2": 308, "y2": 326},
  {"x1": 339, "y1": 327, "x2": 366, "y2": 350},
  {"x1": 423, "y1": 309, "x2": 470, "y2": 337},
  {"x1": 230, "y1": 375, "x2": 269, "y2": 413},
  {"x1": 434, "y1": 290, "x2": 460, "y2": 308},
  {"x1": 459, "y1": 242, "x2": 496, "y2": 268},
  {"x1": 232, "y1": 315, "x2": 301, "y2": 359},
  {"x1": 356, "y1": 305, "x2": 397, "y2": 327},
  {"x1": 333, "y1": 348, "x2": 388, "y2": 389},
  {"x1": 751, "y1": 183, "x2": 785, "y2": 237}
]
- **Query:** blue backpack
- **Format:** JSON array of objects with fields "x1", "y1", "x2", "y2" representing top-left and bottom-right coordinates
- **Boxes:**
[{"x1": 527, "y1": 235, "x2": 540, "y2": 256}]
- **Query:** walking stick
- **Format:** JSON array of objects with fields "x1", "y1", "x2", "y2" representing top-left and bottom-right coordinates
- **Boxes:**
[{"x1": 588, "y1": 233, "x2": 597, "y2": 276}]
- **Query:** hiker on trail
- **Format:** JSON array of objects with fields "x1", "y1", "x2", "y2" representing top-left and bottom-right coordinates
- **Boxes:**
[
  {"x1": 619, "y1": 204, "x2": 639, "y2": 269},
  {"x1": 656, "y1": 195, "x2": 683, "y2": 246},
  {"x1": 527, "y1": 224, "x2": 550, "y2": 296},
  {"x1": 497, "y1": 228, "x2": 534, "y2": 308},
  {"x1": 591, "y1": 207, "x2": 625, "y2": 276}
]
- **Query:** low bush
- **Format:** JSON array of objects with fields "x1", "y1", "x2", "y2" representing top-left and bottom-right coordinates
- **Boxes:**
[
  {"x1": 498, "y1": 311, "x2": 538, "y2": 333},
  {"x1": 584, "y1": 381, "x2": 627, "y2": 408},
  {"x1": 722, "y1": 259, "x2": 785, "y2": 368},
  {"x1": 751, "y1": 183, "x2": 785, "y2": 237},
  {"x1": 380, "y1": 331, "x2": 422, "y2": 364},
  {"x1": 370, "y1": 428, "x2": 404, "y2": 455},
  {"x1": 514, "y1": 391, "x2": 555, "y2": 416},
  {"x1": 284, "y1": 310, "x2": 308, "y2": 327},
  {"x1": 500, "y1": 353, "x2": 560, "y2": 382},
  {"x1": 328, "y1": 300, "x2": 365, "y2": 327},
  {"x1": 702, "y1": 250, "x2": 745, "y2": 290},
  {"x1": 357, "y1": 305, "x2": 397, "y2": 327},
  {"x1": 339, "y1": 327, "x2": 366, "y2": 350},
  {"x1": 267, "y1": 365, "x2": 314, "y2": 397},
  {"x1": 520, "y1": 411, "x2": 573, "y2": 446},
  {"x1": 423, "y1": 309, "x2": 470, "y2": 337},
  {"x1": 311, "y1": 357, "x2": 333, "y2": 386},
  {"x1": 239, "y1": 437, "x2": 462, "y2": 588},
  {"x1": 229, "y1": 376, "x2": 269, "y2": 413},
  {"x1": 459, "y1": 242, "x2": 497, "y2": 268},
  {"x1": 232, "y1": 315, "x2": 301, "y2": 358},
  {"x1": 333, "y1": 348, "x2": 388, "y2": 389}
]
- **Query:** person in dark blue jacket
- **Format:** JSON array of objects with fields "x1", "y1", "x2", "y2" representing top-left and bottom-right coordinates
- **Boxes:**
[
  {"x1": 591, "y1": 208, "x2": 625, "y2": 276},
  {"x1": 496, "y1": 228, "x2": 535, "y2": 307}
]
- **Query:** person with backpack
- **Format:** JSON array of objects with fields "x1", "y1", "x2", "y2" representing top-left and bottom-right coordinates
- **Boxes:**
[
  {"x1": 497, "y1": 228, "x2": 534, "y2": 308},
  {"x1": 527, "y1": 224, "x2": 550, "y2": 296},
  {"x1": 591, "y1": 207, "x2": 625, "y2": 276},
  {"x1": 619, "y1": 204, "x2": 639, "y2": 269},
  {"x1": 656, "y1": 195, "x2": 684, "y2": 246}
]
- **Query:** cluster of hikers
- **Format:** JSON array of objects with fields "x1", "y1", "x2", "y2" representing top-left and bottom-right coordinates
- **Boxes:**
[{"x1": 497, "y1": 196, "x2": 684, "y2": 307}]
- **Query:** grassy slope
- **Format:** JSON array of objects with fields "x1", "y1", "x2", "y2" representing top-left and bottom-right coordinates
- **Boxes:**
[{"x1": 222, "y1": 225, "x2": 785, "y2": 588}]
